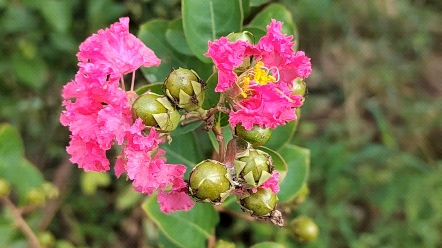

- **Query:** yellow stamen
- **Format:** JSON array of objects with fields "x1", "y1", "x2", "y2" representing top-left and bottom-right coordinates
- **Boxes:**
[
  {"x1": 238, "y1": 61, "x2": 279, "y2": 98},
  {"x1": 240, "y1": 76, "x2": 250, "y2": 98}
]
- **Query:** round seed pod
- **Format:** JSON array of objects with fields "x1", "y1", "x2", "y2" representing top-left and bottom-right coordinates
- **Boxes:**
[
  {"x1": 188, "y1": 160, "x2": 233, "y2": 204},
  {"x1": 290, "y1": 216, "x2": 319, "y2": 243},
  {"x1": 236, "y1": 123, "x2": 272, "y2": 147},
  {"x1": 234, "y1": 148, "x2": 273, "y2": 188},
  {"x1": 240, "y1": 188, "x2": 277, "y2": 216},
  {"x1": 131, "y1": 92, "x2": 180, "y2": 132},
  {"x1": 164, "y1": 68, "x2": 206, "y2": 112}
]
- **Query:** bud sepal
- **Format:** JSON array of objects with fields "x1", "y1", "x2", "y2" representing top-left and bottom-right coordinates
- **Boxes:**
[{"x1": 188, "y1": 159, "x2": 234, "y2": 204}]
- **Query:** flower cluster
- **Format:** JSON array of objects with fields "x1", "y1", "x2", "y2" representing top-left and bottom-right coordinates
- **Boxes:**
[
  {"x1": 60, "y1": 17, "x2": 194, "y2": 213},
  {"x1": 205, "y1": 19, "x2": 312, "y2": 130}
]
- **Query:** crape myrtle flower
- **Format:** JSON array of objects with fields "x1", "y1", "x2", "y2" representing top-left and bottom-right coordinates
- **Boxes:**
[
  {"x1": 60, "y1": 17, "x2": 194, "y2": 213},
  {"x1": 205, "y1": 19, "x2": 312, "y2": 130}
]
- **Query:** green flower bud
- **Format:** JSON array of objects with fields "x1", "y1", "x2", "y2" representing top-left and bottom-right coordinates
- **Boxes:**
[
  {"x1": 214, "y1": 239, "x2": 236, "y2": 248},
  {"x1": 0, "y1": 179, "x2": 11, "y2": 196},
  {"x1": 38, "y1": 231, "x2": 55, "y2": 248},
  {"x1": 132, "y1": 92, "x2": 180, "y2": 132},
  {"x1": 292, "y1": 78, "x2": 307, "y2": 102},
  {"x1": 189, "y1": 159, "x2": 233, "y2": 204},
  {"x1": 234, "y1": 149, "x2": 273, "y2": 188},
  {"x1": 240, "y1": 188, "x2": 277, "y2": 217},
  {"x1": 164, "y1": 68, "x2": 206, "y2": 112},
  {"x1": 41, "y1": 182, "x2": 59, "y2": 200},
  {"x1": 26, "y1": 188, "x2": 46, "y2": 206},
  {"x1": 290, "y1": 216, "x2": 319, "y2": 243},
  {"x1": 235, "y1": 123, "x2": 272, "y2": 146},
  {"x1": 227, "y1": 31, "x2": 253, "y2": 43}
]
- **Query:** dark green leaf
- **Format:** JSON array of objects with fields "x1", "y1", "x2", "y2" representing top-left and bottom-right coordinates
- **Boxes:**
[
  {"x1": 162, "y1": 131, "x2": 204, "y2": 175},
  {"x1": 256, "y1": 146, "x2": 288, "y2": 181},
  {"x1": 12, "y1": 53, "x2": 48, "y2": 90},
  {"x1": 265, "y1": 120, "x2": 297, "y2": 152},
  {"x1": 142, "y1": 195, "x2": 219, "y2": 248},
  {"x1": 277, "y1": 144, "x2": 309, "y2": 202},
  {"x1": 166, "y1": 18, "x2": 193, "y2": 56},
  {"x1": 202, "y1": 72, "x2": 220, "y2": 109},
  {"x1": 250, "y1": 0, "x2": 271, "y2": 7},
  {"x1": 246, "y1": 3, "x2": 298, "y2": 50},
  {"x1": 138, "y1": 20, "x2": 213, "y2": 84},
  {"x1": 0, "y1": 124, "x2": 44, "y2": 204},
  {"x1": 40, "y1": 0, "x2": 73, "y2": 32},
  {"x1": 171, "y1": 121, "x2": 203, "y2": 137},
  {"x1": 182, "y1": 0, "x2": 243, "y2": 63},
  {"x1": 135, "y1": 83, "x2": 164, "y2": 95}
]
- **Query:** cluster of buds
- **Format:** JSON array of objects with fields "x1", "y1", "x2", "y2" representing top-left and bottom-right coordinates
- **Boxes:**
[
  {"x1": 188, "y1": 129, "x2": 283, "y2": 227},
  {"x1": 132, "y1": 68, "x2": 206, "y2": 132}
]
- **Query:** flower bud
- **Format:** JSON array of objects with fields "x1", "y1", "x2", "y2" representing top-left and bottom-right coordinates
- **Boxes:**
[
  {"x1": 235, "y1": 123, "x2": 272, "y2": 146},
  {"x1": 289, "y1": 216, "x2": 319, "y2": 243},
  {"x1": 292, "y1": 78, "x2": 307, "y2": 102},
  {"x1": 235, "y1": 149, "x2": 273, "y2": 188},
  {"x1": 26, "y1": 188, "x2": 46, "y2": 206},
  {"x1": 41, "y1": 182, "x2": 59, "y2": 200},
  {"x1": 132, "y1": 92, "x2": 180, "y2": 132},
  {"x1": 0, "y1": 179, "x2": 11, "y2": 196},
  {"x1": 164, "y1": 68, "x2": 206, "y2": 112},
  {"x1": 189, "y1": 159, "x2": 233, "y2": 204},
  {"x1": 239, "y1": 188, "x2": 277, "y2": 216}
]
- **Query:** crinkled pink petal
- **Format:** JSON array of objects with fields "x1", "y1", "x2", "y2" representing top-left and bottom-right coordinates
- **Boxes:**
[
  {"x1": 229, "y1": 84, "x2": 303, "y2": 130},
  {"x1": 77, "y1": 17, "x2": 160, "y2": 75},
  {"x1": 114, "y1": 151, "x2": 126, "y2": 178},
  {"x1": 157, "y1": 190, "x2": 195, "y2": 213},
  {"x1": 259, "y1": 171, "x2": 280, "y2": 194},
  {"x1": 204, "y1": 37, "x2": 252, "y2": 92},
  {"x1": 97, "y1": 104, "x2": 132, "y2": 147},
  {"x1": 66, "y1": 137, "x2": 109, "y2": 172}
]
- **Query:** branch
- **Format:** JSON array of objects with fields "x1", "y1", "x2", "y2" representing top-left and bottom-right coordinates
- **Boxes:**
[{"x1": 0, "y1": 196, "x2": 41, "y2": 248}]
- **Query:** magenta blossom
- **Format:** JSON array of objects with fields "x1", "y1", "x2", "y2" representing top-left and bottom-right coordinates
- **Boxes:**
[
  {"x1": 205, "y1": 19, "x2": 312, "y2": 130},
  {"x1": 61, "y1": 17, "x2": 194, "y2": 213}
]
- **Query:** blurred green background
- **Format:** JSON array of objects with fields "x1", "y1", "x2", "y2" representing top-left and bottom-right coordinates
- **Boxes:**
[{"x1": 0, "y1": 0, "x2": 441, "y2": 247}]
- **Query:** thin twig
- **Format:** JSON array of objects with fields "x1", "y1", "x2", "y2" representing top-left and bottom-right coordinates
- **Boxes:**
[{"x1": 0, "y1": 196, "x2": 41, "y2": 248}]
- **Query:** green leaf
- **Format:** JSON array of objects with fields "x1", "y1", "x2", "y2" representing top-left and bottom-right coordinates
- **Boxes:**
[
  {"x1": 277, "y1": 144, "x2": 310, "y2": 202},
  {"x1": 162, "y1": 131, "x2": 204, "y2": 176},
  {"x1": 250, "y1": 242, "x2": 285, "y2": 248},
  {"x1": 246, "y1": 3, "x2": 298, "y2": 50},
  {"x1": 166, "y1": 18, "x2": 193, "y2": 56},
  {"x1": 202, "y1": 72, "x2": 220, "y2": 109},
  {"x1": 12, "y1": 53, "x2": 48, "y2": 90},
  {"x1": 182, "y1": 0, "x2": 243, "y2": 63},
  {"x1": 135, "y1": 83, "x2": 164, "y2": 95},
  {"x1": 138, "y1": 20, "x2": 213, "y2": 84},
  {"x1": 142, "y1": 195, "x2": 219, "y2": 248},
  {"x1": 40, "y1": 0, "x2": 73, "y2": 33},
  {"x1": 265, "y1": 120, "x2": 298, "y2": 152},
  {"x1": 250, "y1": 0, "x2": 271, "y2": 7},
  {"x1": 171, "y1": 121, "x2": 203, "y2": 137},
  {"x1": 256, "y1": 146, "x2": 287, "y2": 181},
  {"x1": 0, "y1": 124, "x2": 43, "y2": 204}
]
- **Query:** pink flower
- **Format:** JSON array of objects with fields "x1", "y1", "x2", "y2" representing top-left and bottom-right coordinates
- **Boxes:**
[
  {"x1": 77, "y1": 17, "x2": 160, "y2": 75},
  {"x1": 60, "y1": 63, "x2": 132, "y2": 171},
  {"x1": 158, "y1": 190, "x2": 195, "y2": 214},
  {"x1": 205, "y1": 19, "x2": 311, "y2": 130},
  {"x1": 205, "y1": 38, "x2": 253, "y2": 92},
  {"x1": 61, "y1": 17, "x2": 194, "y2": 213}
]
